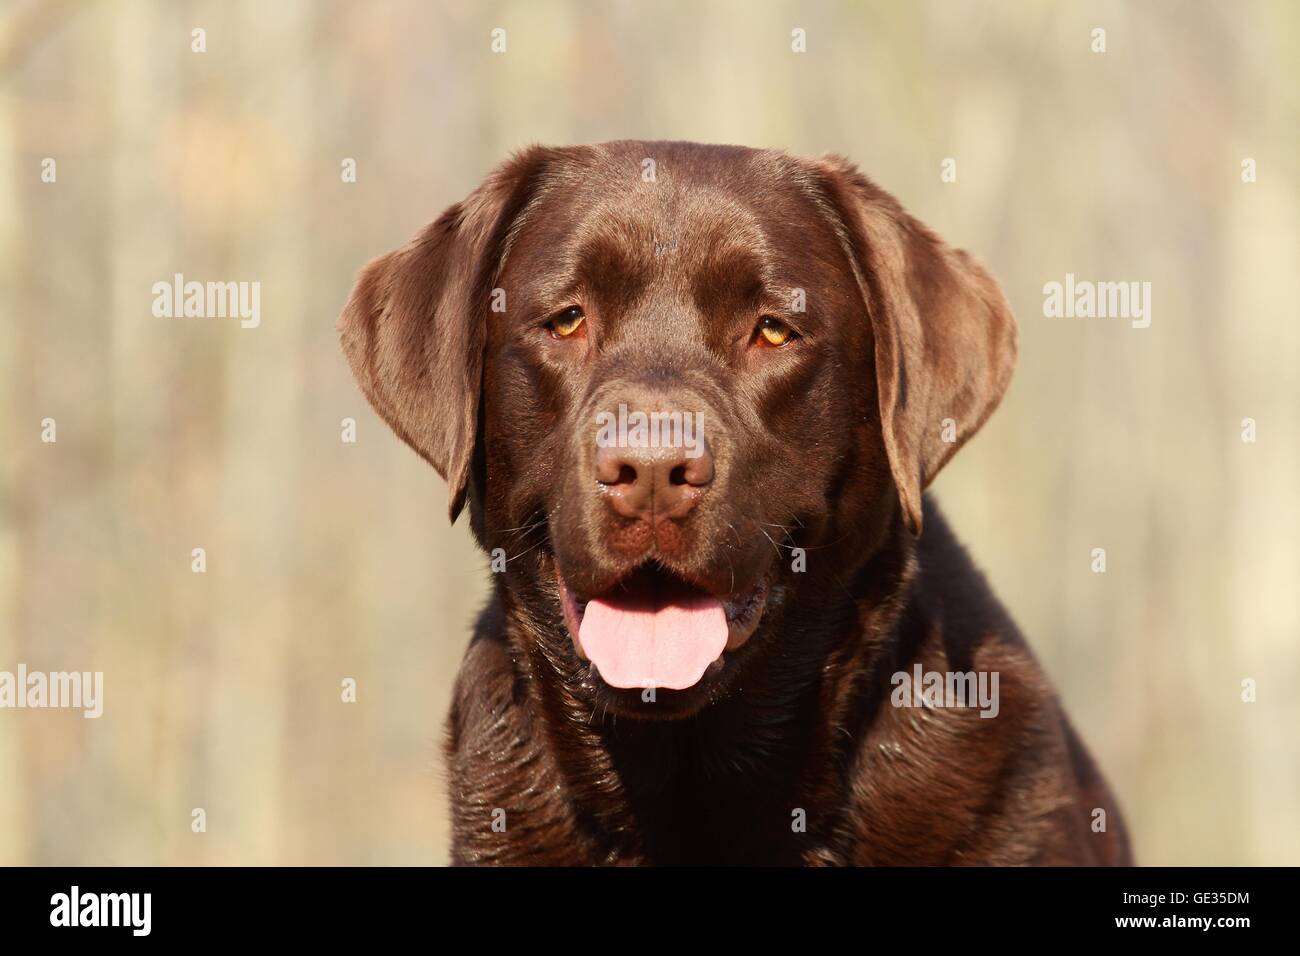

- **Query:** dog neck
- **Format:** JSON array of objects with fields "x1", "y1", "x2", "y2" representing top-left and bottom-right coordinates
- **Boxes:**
[{"x1": 507, "y1": 511, "x2": 923, "y2": 864}]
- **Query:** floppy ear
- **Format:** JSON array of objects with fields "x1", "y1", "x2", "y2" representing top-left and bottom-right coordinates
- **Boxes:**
[
  {"x1": 337, "y1": 148, "x2": 554, "y2": 522},
  {"x1": 815, "y1": 155, "x2": 1018, "y2": 536}
]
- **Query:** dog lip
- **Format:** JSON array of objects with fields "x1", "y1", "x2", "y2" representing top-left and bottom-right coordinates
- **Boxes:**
[
  {"x1": 721, "y1": 577, "x2": 768, "y2": 623},
  {"x1": 556, "y1": 560, "x2": 762, "y2": 610},
  {"x1": 554, "y1": 566, "x2": 589, "y2": 660},
  {"x1": 720, "y1": 576, "x2": 769, "y2": 650}
]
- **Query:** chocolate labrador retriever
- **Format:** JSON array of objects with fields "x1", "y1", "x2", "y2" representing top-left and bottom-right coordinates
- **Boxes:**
[{"x1": 338, "y1": 141, "x2": 1132, "y2": 866}]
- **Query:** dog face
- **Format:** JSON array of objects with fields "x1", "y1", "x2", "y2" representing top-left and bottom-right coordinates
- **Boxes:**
[{"x1": 339, "y1": 141, "x2": 1016, "y2": 717}]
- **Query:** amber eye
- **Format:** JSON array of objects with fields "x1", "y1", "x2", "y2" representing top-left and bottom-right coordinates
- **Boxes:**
[
  {"x1": 756, "y1": 316, "x2": 797, "y2": 347},
  {"x1": 548, "y1": 306, "x2": 586, "y2": 338}
]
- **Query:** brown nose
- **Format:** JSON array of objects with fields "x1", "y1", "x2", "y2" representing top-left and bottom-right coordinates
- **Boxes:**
[{"x1": 594, "y1": 442, "x2": 714, "y2": 521}]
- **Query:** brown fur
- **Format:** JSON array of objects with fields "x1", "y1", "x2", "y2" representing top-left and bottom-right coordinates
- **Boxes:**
[{"x1": 339, "y1": 141, "x2": 1132, "y2": 866}]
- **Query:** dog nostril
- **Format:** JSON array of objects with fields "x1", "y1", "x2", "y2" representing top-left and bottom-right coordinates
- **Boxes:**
[
  {"x1": 669, "y1": 465, "x2": 687, "y2": 485},
  {"x1": 617, "y1": 464, "x2": 637, "y2": 485}
]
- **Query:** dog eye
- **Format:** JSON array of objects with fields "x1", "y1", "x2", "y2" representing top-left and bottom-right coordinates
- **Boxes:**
[
  {"x1": 548, "y1": 306, "x2": 586, "y2": 338},
  {"x1": 755, "y1": 316, "x2": 797, "y2": 347}
]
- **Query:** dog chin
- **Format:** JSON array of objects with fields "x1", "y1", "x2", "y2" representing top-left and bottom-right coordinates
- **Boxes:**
[{"x1": 554, "y1": 559, "x2": 773, "y2": 718}]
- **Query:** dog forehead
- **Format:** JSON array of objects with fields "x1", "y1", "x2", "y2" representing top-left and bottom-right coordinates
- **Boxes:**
[
  {"x1": 501, "y1": 153, "x2": 810, "y2": 304},
  {"x1": 531, "y1": 157, "x2": 770, "y2": 239}
]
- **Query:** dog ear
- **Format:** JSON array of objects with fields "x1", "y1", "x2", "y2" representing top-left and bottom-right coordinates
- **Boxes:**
[
  {"x1": 814, "y1": 155, "x2": 1018, "y2": 536},
  {"x1": 337, "y1": 148, "x2": 554, "y2": 522}
]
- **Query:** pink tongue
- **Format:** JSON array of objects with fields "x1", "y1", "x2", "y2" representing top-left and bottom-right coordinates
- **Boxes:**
[{"x1": 578, "y1": 591, "x2": 727, "y2": 690}]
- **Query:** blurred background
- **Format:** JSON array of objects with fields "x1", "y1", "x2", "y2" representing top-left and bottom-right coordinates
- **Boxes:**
[{"x1": 1, "y1": 0, "x2": 1296, "y2": 865}]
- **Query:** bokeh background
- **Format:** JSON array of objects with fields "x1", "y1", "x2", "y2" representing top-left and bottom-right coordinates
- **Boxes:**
[{"x1": 1, "y1": 0, "x2": 1296, "y2": 865}]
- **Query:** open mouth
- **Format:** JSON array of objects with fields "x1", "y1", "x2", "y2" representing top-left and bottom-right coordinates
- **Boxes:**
[{"x1": 555, "y1": 562, "x2": 770, "y2": 691}]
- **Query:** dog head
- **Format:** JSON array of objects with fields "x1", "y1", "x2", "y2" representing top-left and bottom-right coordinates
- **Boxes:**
[{"x1": 339, "y1": 141, "x2": 1016, "y2": 717}]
